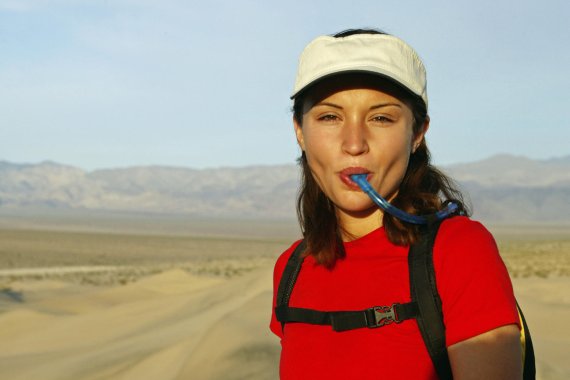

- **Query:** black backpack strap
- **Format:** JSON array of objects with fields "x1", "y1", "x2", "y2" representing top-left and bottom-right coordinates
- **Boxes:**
[
  {"x1": 275, "y1": 302, "x2": 418, "y2": 332},
  {"x1": 275, "y1": 240, "x2": 307, "y2": 331},
  {"x1": 276, "y1": 240, "x2": 306, "y2": 306},
  {"x1": 518, "y1": 301, "x2": 536, "y2": 380},
  {"x1": 275, "y1": 239, "x2": 418, "y2": 332},
  {"x1": 409, "y1": 222, "x2": 453, "y2": 380}
]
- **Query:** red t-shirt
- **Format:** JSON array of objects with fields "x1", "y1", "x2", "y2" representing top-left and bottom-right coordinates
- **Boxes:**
[{"x1": 270, "y1": 217, "x2": 520, "y2": 379}]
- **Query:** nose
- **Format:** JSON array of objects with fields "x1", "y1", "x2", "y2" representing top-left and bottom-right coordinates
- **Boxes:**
[{"x1": 341, "y1": 117, "x2": 369, "y2": 156}]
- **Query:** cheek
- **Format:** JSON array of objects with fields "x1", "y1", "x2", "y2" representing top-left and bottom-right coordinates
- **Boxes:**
[
  {"x1": 302, "y1": 135, "x2": 336, "y2": 191},
  {"x1": 304, "y1": 141, "x2": 330, "y2": 183},
  {"x1": 378, "y1": 128, "x2": 414, "y2": 159},
  {"x1": 301, "y1": 128, "x2": 334, "y2": 165}
]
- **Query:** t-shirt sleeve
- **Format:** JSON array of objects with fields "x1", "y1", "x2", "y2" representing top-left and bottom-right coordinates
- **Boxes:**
[
  {"x1": 433, "y1": 217, "x2": 520, "y2": 347},
  {"x1": 269, "y1": 240, "x2": 303, "y2": 339}
]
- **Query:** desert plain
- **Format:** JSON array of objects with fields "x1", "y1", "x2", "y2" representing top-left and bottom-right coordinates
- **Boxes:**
[{"x1": 0, "y1": 211, "x2": 568, "y2": 380}]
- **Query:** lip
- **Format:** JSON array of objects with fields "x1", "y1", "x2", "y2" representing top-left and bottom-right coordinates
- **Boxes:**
[{"x1": 339, "y1": 167, "x2": 372, "y2": 189}]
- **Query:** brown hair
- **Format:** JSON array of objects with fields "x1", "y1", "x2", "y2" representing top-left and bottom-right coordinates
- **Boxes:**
[{"x1": 294, "y1": 29, "x2": 469, "y2": 268}]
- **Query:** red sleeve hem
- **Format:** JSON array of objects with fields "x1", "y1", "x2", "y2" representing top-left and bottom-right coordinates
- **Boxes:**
[{"x1": 446, "y1": 319, "x2": 521, "y2": 347}]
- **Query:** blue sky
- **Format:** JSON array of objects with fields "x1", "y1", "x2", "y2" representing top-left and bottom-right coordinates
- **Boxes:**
[{"x1": 1, "y1": 0, "x2": 569, "y2": 170}]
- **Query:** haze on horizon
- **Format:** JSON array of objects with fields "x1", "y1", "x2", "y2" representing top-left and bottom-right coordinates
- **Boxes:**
[{"x1": 1, "y1": 0, "x2": 569, "y2": 171}]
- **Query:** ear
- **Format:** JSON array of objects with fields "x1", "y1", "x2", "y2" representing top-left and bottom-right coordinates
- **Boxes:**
[
  {"x1": 293, "y1": 116, "x2": 306, "y2": 151},
  {"x1": 412, "y1": 116, "x2": 430, "y2": 153}
]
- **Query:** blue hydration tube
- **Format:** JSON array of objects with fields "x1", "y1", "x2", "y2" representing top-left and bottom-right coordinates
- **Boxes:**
[{"x1": 350, "y1": 174, "x2": 459, "y2": 225}]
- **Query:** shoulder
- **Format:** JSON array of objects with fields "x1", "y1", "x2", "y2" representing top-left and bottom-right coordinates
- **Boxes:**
[
  {"x1": 436, "y1": 215, "x2": 495, "y2": 247},
  {"x1": 433, "y1": 215, "x2": 504, "y2": 279},
  {"x1": 434, "y1": 216, "x2": 499, "y2": 267},
  {"x1": 273, "y1": 239, "x2": 304, "y2": 283},
  {"x1": 433, "y1": 214, "x2": 512, "y2": 272}
]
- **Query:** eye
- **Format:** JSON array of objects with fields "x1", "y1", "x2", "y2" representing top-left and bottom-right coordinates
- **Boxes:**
[
  {"x1": 370, "y1": 115, "x2": 394, "y2": 124},
  {"x1": 317, "y1": 114, "x2": 340, "y2": 122}
]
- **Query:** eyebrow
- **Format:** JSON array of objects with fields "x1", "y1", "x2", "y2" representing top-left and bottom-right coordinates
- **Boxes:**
[
  {"x1": 313, "y1": 102, "x2": 402, "y2": 110},
  {"x1": 370, "y1": 103, "x2": 402, "y2": 110},
  {"x1": 314, "y1": 101, "x2": 343, "y2": 109}
]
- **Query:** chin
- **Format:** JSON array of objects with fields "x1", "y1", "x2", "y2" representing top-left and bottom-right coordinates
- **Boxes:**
[{"x1": 335, "y1": 198, "x2": 378, "y2": 214}]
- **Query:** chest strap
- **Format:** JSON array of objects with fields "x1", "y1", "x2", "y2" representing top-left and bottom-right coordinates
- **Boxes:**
[{"x1": 275, "y1": 302, "x2": 419, "y2": 332}]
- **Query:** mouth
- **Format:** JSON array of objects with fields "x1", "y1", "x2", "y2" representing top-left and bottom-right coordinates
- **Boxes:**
[{"x1": 339, "y1": 167, "x2": 371, "y2": 189}]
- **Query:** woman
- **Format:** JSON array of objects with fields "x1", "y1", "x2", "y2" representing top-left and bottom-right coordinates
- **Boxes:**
[{"x1": 270, "y1": 29, "x2": 523, "y2": 379}]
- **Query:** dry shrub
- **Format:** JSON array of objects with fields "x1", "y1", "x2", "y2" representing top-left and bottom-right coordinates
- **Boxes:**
[{"x1": 499, "y1": 240, "x2": 570, "y2": 278}]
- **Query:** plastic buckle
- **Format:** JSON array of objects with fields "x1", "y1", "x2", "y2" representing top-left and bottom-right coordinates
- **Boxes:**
[{"x1": 369, "y1": 304, "x2": 400, "y2": 328}]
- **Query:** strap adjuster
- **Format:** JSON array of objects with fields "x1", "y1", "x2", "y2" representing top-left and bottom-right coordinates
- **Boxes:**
[{"x1": 367, "y1": 304, "x2": 401, "y2": 328}]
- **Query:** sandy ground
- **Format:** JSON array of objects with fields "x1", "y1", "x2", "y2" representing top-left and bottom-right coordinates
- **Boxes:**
[
  {"x1": 0, "y1": 265, "x2": 279, "y2": 380},
  {"x1": 513, "y1": 277, "x2": 570, "y2": 380},
  {"x1": 0, "y1": 265, "x2": 568, "y2": 380}
]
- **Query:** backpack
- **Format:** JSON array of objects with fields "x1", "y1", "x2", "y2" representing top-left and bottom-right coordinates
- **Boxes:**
[{"x1": 275, "y1": 221, "x2": 535, "y2": 380}]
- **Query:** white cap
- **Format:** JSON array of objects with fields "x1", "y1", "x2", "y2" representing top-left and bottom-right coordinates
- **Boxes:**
[{"x1": 291, "y1": 34, "x2": 428, "y2": 109}]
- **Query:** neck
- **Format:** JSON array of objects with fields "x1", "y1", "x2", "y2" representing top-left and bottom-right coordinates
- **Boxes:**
[{"x1": 337, "y1": 207, "x2": 384, "y2": 241}]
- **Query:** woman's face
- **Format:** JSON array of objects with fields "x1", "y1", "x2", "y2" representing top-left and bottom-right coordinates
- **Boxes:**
[{"x1": 294, "y1": 79, "x2": 428, "y2": 224}]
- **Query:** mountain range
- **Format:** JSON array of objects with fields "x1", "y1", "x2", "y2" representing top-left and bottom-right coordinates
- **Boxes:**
[{"x1": 1, "y1": 154, "x2": 569, "y2": 223}]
